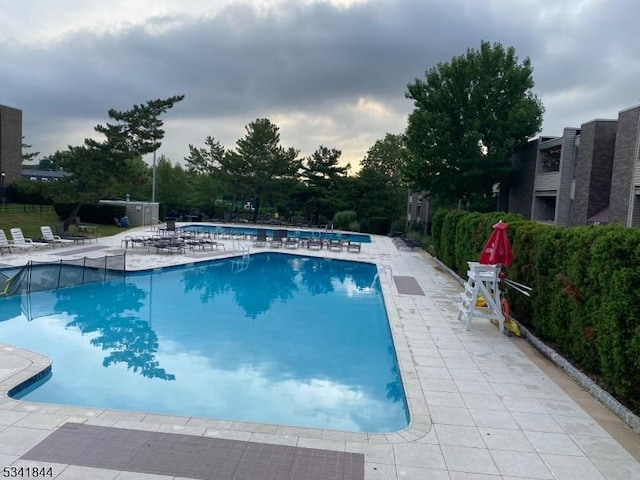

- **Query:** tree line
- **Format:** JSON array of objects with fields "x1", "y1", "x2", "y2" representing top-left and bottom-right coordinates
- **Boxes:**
[{"x1": 19, "y1": 110, "x2": 407, "y2": 233}]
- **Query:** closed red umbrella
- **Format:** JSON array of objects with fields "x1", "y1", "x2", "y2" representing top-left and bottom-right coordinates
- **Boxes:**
[{"x1": 478, "y1": 220, "x2": 513, "y2": 268}]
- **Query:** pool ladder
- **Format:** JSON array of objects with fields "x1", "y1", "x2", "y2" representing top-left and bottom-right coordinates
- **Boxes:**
[
  {"x1": 231, "y1": 241, "x2": 250, "y2": 273},
  {"x1": 372, "y1": 264, "x2": 393, "y2": 287}
]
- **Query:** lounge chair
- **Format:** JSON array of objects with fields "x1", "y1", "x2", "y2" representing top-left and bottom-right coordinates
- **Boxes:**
[
  {"x1": 328, "y1": 239, "x2": 343, "y2": 252},
  {"x1": 121, "y1": 235, "x2": 152, "y2": 249},
  {"x1": 253, "y1": 229, "x2": 267, "y2": 247},
  {"x1": 40, "y1": 226, "x2": 75, "y2": 247},
  {"x1": 269, "y1": 229, "x2": 287, "y2": 248},
  {"x1": 187, "y1": 235, "x2": 225, "y2": 251},
  {"x1": 75, "y1": 216, "x2": 98, "y2": 232},
  {"x1": 10, "y1": 228, "x2": 49, "y2": 248},
  {"x1": 346, "y1": 241, "x2": 361, "y2": 253},
  {"x1": 0, "y1": 230, "x2": 13, "y2": 254},
  {"x1": 55, "y1": 225, "x2": 86, "y2": 244},
  {"x1": 154, "y1": 237, "x2": 186, "y2": 254},
  {"x1": 284, "y1": 236, "x2": 299, "y2": 249},
  {"x1": 114, "y1": 217, "x2": 122, "y2": 227},
  {"x1": 307, "y1": 237, "x2": 323, "y2": 250}
]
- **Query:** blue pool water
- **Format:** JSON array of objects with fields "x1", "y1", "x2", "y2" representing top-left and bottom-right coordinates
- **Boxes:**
[
  {"x1": 0, "y1": 253, "x2": 407, "y2": 432},
  {"x1": 180, "y1": 225, "x2": 372, "y2": 243}
]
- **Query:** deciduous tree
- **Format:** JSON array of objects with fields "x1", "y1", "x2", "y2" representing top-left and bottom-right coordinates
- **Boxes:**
[
  {"x1": 360, "y1": 133, "x2": 406, "y2": 181},
  {"x1": 404, "y1": 41, "x2": 543, "y2": 207}
]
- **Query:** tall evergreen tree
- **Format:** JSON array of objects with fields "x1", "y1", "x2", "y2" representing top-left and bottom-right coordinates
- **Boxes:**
[
  {"x1": 184, "y1": 136, "x2": 227, "y2": 215},
  {"x1": 229, "y1": 118, "x2": 301, "y2": 222},
  {"x1": 21, "y1": 137, "x2": 40, "y2": 163},
  {"x1": 185, "y1": 136, "x2": 226, "y2": 175},
  {"x1": 301, "y1": 145, "x2": 349, "y2": 225},
  {"x1": 58, "y1": 95, "x2": 184, "y2": 227}
]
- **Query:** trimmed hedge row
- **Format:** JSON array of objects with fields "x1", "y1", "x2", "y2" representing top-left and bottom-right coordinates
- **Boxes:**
[{"x1": 432, "y1": 209, "x2": 640, "y2": 412}]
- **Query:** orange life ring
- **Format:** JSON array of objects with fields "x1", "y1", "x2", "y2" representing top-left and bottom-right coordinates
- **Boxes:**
[
  {"x1": 501, "y1": 298, "x2": 511, "y2": 321},
  {"x1": 501, "y1": 298, "x2": 521, "y2": 336}
]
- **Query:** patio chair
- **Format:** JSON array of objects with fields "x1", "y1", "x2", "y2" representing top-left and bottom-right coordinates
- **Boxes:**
[
  {"x1": 284, "y1": 236, "x2": 299, "y2": 249},
  {"x1": 154, "y1": 237, "x2": 186, "y2": 254},
  {"x1": 0, "y1": 230, "x2": 13, "y2": 255},
  {"x1": 40, "y1": 226, "x2": 75, "y2": 247},
  {"x1": 307, "y1": 237, "x2": 323, "y2": 250},
  {"x1": 346, "y1": 241, "x2": 361, "y2": 253},
  {"x1": 269, "y1": 229, "x2": 287, "y2": 248},
  {"x1": 253, "y1": 229, "x2": 267, "y2": 247},
  {"x1": 184, "y1": 234, "x2": 224, "y2": 251},
  {"x1": 75, "y1": 216, "x2": 98, "y2": 232},
  {"x1": 55, "y1": 225, "x2": 86, "y2": 244},
  {"x1": 328, "y1": 239, "x2": 343, "y2": 252},
  {"x1": 10, "y1": 228, "x2": 49, "y2": 248}
]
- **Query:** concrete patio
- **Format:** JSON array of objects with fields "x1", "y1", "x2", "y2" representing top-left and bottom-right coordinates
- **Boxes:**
[{"x1": 0, "y1": 224, "x2": 638, "y2": 479}]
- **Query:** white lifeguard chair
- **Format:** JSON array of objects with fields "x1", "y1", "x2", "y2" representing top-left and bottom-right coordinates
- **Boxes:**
[{"x1": 457, "y1": 262, "x2": 505, "y2": 334}]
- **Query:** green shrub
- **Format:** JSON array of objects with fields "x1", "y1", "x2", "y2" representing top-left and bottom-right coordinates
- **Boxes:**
[
  {"x1": 453, "y1": 212, "x2": 484, "y2": 274},
  {"x1": 588, "y1": 227, "x2": 640, "y2": 409},
  {"x1": 54, "y1": 203, "x2": 126, "y2": 224},
  {"x1": 439, "y1": 209, "x2": 466, "y2": 271},
  {"x1": 407, "y1": 220, "x2": 427, "y2": 234},
  {"x1": 506, "y1": 220, "x2": 547, "y2": 323},
  {"x1": 7, "y1": 179, "x2": 53, "y2": 204},
  {"x1": 333, "y1": 210, "x2": 357, "y2": 230},
  {"x1": 367, "y1": 217, "x2": 391, "y2": 235},
  {"x1": 430, "y1": 208, "x2": 448, "y2": 258},
  {"x1": 390, "y1": 218, "x2": 406, "y2": 236}
]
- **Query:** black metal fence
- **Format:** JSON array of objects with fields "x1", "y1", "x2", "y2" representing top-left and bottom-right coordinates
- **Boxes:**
[{"x1": 0, "y1": 203, "x2": 56, "y2": 215}]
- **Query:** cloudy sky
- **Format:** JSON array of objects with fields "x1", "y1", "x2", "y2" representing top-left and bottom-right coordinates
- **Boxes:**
[{"x1": 1, "y1": 0, "x2": 639, "y2": 169}]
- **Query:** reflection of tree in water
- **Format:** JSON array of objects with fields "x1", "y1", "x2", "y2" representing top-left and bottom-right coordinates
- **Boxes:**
[
  {"x1": 299, "y1": 258, "x2": 378, "y2": 295},
  {"x1": 385, "y1": 346, "x2": 404, "y2": 403},
  {"x1": 181, "y1": 264, "x2": 229, "y2": 303},
  {"x1": 181, "y1": 254, "x2": 299, "y2": 319},
  {"x1": 299, "y1": 257, "x2": 340, "y2": 295},
  {"x1": 350, "y1": 263, "x2": 379, "y2": 291},
  {"x1": 56, "y1": 280, "x2": 175, "y2": 381}
]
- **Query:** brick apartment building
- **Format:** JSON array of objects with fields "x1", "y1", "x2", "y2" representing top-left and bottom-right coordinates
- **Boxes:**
[
  {"x1": 508, "y1": 103, "x2": 640, "y2": 227},
  {"x1": 609, "y1": 105, "x2": 640, "y2": 226},
  {"x1": 0, "y1": 104, "x2": 23, "y2": 195}
]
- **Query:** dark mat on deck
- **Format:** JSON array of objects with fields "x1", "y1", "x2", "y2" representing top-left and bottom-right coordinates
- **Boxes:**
[
  {"x1": 393, "y1": 275, "x2": 425, "y2": 295},
  {"x1": 22, "y1": 423, "x2": 365, "y2": 480}
]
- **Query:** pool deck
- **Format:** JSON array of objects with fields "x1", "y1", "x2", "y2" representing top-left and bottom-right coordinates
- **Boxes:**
[{"x1": 0, "y1": 224, "x2": 639, "y2": 479}]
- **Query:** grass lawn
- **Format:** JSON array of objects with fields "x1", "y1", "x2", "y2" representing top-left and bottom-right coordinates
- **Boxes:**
[{"x1": 0, "y1": 205, "x2": 129, "y2": 240}]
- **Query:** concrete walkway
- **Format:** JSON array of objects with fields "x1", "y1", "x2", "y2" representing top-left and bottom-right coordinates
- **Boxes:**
[{"x1": 0, "y1": 224, "x2": 638, "y2": 479}]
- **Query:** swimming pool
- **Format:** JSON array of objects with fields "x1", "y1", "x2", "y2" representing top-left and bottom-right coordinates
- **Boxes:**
[
  {"x1": 1, "y1": 253, "x2": 407, "y2": 432},
  {"x1": 180, "y1": 225, "x2": 372, "y2": 243}
]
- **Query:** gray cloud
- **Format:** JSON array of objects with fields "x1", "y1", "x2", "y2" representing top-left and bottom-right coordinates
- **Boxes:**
[{"x1": 2, "y1": 0, "x2": 639, "y2": 165}]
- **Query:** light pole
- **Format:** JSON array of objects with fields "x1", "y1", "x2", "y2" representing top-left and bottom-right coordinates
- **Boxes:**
[{"x1": 151, "y1": 150, "x2": 157, "y2": 203}]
